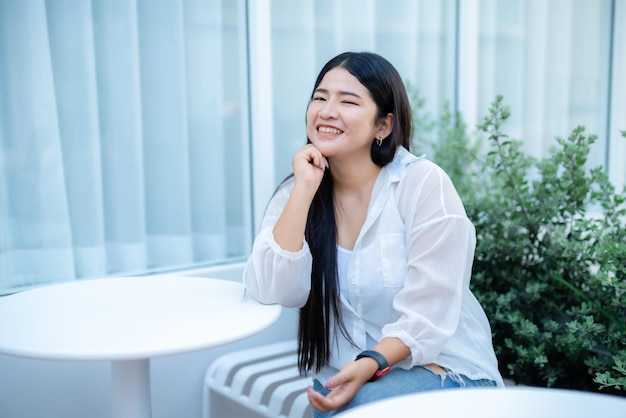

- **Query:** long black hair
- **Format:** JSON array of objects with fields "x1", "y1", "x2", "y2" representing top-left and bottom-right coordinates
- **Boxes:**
[{"x1": 298, "y1": 52, "x2": 412, "y2": 374}]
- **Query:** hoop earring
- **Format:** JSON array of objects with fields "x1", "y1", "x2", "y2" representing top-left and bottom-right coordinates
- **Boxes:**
[{"x1": 376, "y1": 137, "x2": 382, "y2": 146}]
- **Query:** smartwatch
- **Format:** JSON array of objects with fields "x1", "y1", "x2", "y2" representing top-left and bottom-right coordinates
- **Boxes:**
[{"x1": 355, "y1": 350, "x2": 390, "y2": 381}]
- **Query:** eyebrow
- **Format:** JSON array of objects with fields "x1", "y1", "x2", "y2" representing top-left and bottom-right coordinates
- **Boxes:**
[{"x1": 314, "y1": 88, "x2": 362, "y2": 99}]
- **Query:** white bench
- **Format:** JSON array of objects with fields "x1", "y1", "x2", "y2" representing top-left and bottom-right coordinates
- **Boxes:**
[{"x1": 203, "y1": 340, "x2": 313, "y2": 418}]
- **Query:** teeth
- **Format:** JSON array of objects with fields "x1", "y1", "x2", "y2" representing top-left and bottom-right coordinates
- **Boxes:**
[{"x1": 318, "y1": 126, "x2": 343, "y2": 134}]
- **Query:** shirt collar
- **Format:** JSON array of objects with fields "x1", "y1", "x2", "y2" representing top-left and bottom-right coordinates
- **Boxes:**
[{"x1": 383, "y1": 147, "x2": 425, "y2": 183}]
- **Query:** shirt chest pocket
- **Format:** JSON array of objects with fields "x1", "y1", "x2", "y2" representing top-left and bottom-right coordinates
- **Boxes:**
[{"x1": 379, "y1": 233, "x2": 408, "y2": 287}]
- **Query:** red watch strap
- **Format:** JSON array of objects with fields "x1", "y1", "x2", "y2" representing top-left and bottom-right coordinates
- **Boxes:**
[{"x1": 371, "y1": 365, "x2": 391, "y2": 381}]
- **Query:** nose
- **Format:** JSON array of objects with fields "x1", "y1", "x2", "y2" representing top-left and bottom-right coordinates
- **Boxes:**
[{"x1": 319, "y1": 99, "x2": 338, "y2": 119}]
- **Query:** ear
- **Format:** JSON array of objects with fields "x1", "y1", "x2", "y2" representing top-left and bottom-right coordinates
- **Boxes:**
[{"x1": 377, "y1": 113, "x2": 394, "y2": 138}]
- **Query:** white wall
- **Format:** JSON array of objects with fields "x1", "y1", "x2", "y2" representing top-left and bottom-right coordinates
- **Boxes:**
[{"x1": 0, "y1": 263, "x2": 299, "y2": 418}]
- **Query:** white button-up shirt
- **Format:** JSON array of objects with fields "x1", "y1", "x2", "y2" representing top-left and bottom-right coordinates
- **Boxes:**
[{"x1": 243, "y1": 147, "x2": 504, "y2": 386}]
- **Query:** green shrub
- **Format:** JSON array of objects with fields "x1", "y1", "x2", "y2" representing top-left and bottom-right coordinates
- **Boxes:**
[{"x1": 410, "y1": 91, "x2": 626, "y2": 395}]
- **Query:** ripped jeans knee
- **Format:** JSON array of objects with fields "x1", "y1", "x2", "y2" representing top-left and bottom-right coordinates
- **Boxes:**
[{"x1": 421, "y1": 365, "x2": 467, "y2": 388}]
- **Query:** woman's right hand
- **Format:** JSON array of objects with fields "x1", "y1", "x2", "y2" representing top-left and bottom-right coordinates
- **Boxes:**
[
  {"x1": 272, "y1": 144, "x2": 328, "y2": 252},
  {"x1": 292, "y1": 144, "x2": 329, "y2": 195}
]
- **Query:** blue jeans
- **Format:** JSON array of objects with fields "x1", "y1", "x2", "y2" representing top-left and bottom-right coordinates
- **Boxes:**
[{"x1": 312, "y1": 366, "x2": 497, "y2": 417}]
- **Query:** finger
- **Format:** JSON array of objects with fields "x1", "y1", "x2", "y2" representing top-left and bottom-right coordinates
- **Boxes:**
[
  {"x1": 311, "y1": 154, "x2": 328, "y2": 171},
  {"x1": 307, "y1": 387, "x2": 330, "y2": 412},
  {"x1": 294, "y1": 148, "x2": 321, "y2": 169},
  {"x1": 310, "y1": 382, "x2": 358, "y2": 412},
  {"x1": 306, "y1": 151, "x2": 327, "y2": 171},
  {"x1": 302, "y1": 145, "x2": 328, "y2": 170},
  {"x1": 322, "y1": 370, "x2": 348, "y2": 389},
  {"x1": 307, "y1": 387, "x2": 339, "y2": 413}
]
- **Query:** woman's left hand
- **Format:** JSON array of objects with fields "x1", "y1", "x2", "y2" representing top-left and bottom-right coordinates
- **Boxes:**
[{"x1": 306, "y1": 358, "x2": 378, "y2": 413}]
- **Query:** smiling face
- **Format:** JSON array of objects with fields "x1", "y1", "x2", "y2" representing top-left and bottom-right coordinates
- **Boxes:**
[{"x1": 306, "y1": 67, "x2": 387, "y2": 161}]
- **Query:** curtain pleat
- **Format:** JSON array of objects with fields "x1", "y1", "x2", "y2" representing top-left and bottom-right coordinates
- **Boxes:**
[
  {"x1": 0, "y1": 0, "x2": 75, "y2": 287},
  {"x1": 184, "y1": 0, "x2": 228, "y2": 261},
  {"x1": 47, "y1": 0, "x2": 106, "y2": 278},
  {"x1": 92, "y1": 0, "x2": 148, "y2": 275},
  {"x1": 138, "y1": 0, "x2": 193, "y2": 266}
]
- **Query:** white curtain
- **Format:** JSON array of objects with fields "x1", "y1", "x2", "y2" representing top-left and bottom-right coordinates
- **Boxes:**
[
  {"x1": 0, "y1": 0, "x2": 250, "y2": 293},
  {"x1": 459, "y1": 0, "x2": 617, "y2": 169}
]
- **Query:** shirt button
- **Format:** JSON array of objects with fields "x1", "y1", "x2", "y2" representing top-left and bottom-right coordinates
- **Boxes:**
[{"x1": 351, "y1": 279, "x2": 357, "y2": 285}]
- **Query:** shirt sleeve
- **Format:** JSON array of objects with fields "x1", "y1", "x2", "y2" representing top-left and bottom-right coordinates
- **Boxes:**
[
  {"x1": 242, "y1": 178, "x2": 313, "y2": 308},
  {"x1": 382, "y1": 162, "x2": 477, "y2": 368}
]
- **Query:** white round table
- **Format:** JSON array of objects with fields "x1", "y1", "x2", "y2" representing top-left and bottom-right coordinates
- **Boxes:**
[
  {"x1": 0, "y1": 275, "x2": 281, "y2": 418},
  {"x1": 336, "y1": 387, "x2": 626, "y2": 418}
]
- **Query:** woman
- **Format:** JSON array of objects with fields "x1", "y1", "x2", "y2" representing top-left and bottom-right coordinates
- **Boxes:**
[{"x1": 243, "y1": 51, "x2": 504, "y2": 416}]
